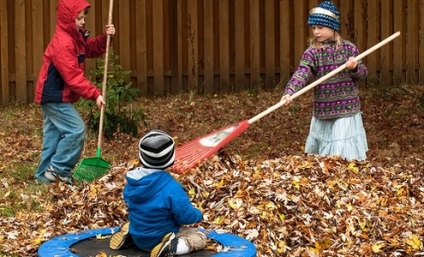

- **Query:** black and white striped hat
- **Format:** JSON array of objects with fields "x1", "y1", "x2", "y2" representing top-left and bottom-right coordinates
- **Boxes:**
[{"x1": 138, "y1": 130, "x2": 175, "y2": 169}]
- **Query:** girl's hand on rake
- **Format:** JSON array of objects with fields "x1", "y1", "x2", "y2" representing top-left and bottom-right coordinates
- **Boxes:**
[
  {"x1": 280, "y1": 94, "x2": 292, "y2": 107},
  {"x1": 346, "y1": 56, "x2": 358, "y2": 70}
]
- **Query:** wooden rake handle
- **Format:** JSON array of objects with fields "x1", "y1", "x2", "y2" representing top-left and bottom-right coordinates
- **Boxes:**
[
  {"x1": 248, "y1": 31, "x2": 401, "y2": 124},
  {"x1": 97, "y1": 0, "x2": 114, "y2": 149}
]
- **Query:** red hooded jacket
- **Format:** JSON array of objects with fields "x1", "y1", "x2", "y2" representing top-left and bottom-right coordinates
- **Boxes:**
[{"x1": 35, "y1": 0, "x2": 108, "y2": 104}]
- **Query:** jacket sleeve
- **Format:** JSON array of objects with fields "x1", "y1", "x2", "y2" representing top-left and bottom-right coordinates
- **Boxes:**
[
  {"x1": 169, "y1": 183, "x2": 203, "y2": 225},
  {"x1": 85, "y1": 33, "x2": 111, "y2": 58},
  {"x1": 285, "y1": 49, "x2": 315, "y2": 96},
  {"x1": 52, "y1": 43, "x2": 101, "y2": 101},
  {"x1": 350, "y1": 47, "x2": 368, "y2": 81}
]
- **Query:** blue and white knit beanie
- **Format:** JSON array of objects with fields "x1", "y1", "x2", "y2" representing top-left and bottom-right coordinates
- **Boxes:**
[
  {"x1": 139, "y1": 130, "x2": 175, "y2": 169},
  {"x1": 308, "y1": 1, "x2": 340, "y2": 31}
]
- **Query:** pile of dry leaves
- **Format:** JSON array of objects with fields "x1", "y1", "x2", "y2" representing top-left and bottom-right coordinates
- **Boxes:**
[{"x1": 1, "y1": 152, "x2": 423, "y2": 256}]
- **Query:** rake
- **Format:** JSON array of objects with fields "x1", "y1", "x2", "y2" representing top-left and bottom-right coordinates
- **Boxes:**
[{"x1": 73, "y1": 0, "x2": 114, "y2": 182}]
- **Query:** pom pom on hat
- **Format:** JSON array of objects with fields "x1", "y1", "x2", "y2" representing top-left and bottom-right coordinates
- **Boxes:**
[
  {"x1": 308, "y1": 1, "x2": 340, "y2": 31},
  {"x1": 139, "y1": 130, "x2": 175, "y2": 169}
]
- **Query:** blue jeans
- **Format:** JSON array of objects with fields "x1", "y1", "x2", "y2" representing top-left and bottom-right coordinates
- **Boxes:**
[{"x1": 35, "y1": 103, "x2": 86, "y2": 181}]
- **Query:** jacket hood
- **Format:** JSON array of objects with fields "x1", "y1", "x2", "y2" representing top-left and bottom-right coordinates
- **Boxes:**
[
  {"x1": 125, "y1": 169, "x2": 173, "y2": 204},
  {"x1": 57, "y1": 0, "x2": 90, "y2": 30}
]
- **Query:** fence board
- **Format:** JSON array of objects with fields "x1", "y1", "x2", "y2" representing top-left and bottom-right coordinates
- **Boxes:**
[
  {"x1": 353, "y1": 0, "x2": 366, "y2": 56},
  {"x1": 202, "y1": 0, "x2": 213, "y2": 93},
  {"x1": 380, "y1": 0, "x2": 393, "y2": 85},
  {"x1": 407, "y1": 0, "x2": 420, "y2": 83},
  {"x1": 0, "y1": 0, "x2": 422, "y2": 105},
  {"x1": 234, "y1": 0, "x2": 246, "y2": 91},
  {"x1": 293, "y1": 1, "x2": 306, "y2": 64},
  {"x1": 0, "y1": 0, "x2": 9, "y2": 104},
  {"x1": 366, "y1": 0, "x2": 379, "y2": 84},
  {"x1": 219, "y1": 0, "x2": 230, "y2": 92},
  {"x1": 421, "y1": 0, "x2": 424, "y2": 84},
  {"x1": 15, "y1": 0, "x2": 27, "y2": 103},
  {"x1": 279, "y1": 0, "x2": 290, "y2": 83},
  {"x1": 85, "y1": 0, "x2": 96, "y2": 75},
  {"x1": 393, "y1": 0, "x2": 406, "y2": 84},
  {"x1": 32, "y1": 0, "x2": 44, "y2": 85},
  {"x1": 187, "y1": 0, "x2": 199, "y2": 92},
  {"x1": 152, "y1": 0, "x2": 164, "y2": 95},
  {"x1": 249, "y1": 0, "x2": 260, "y2": 88},
  {"x1": 135, "y1": 0, "x2": 148, "y2": 94},
  {"x1": 264, "y1": 0, "x2": 275, "y2": 88}
]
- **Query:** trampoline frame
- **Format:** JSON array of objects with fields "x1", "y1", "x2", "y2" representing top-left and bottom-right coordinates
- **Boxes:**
[{"x1": 38, "y1": 227, "x2": 256, "y2": 257}]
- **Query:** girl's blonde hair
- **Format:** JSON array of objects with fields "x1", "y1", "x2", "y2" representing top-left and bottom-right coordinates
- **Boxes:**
[{"x1": 309, "y1": 31, "x2": 342, "y2": 49}]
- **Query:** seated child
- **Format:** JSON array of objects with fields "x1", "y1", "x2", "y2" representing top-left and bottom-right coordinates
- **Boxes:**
[{"x1": 110, "y1": 130, "x2": 207, "y2": 257}]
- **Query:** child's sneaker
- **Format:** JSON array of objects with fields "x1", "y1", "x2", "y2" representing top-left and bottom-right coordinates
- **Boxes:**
[
  {"x1": 150, "y1": 232, "x2": 178, "y2": 257},
  {"x1": 44, "y1": 166, "x2": 72, "y2": 184},
  {"x1": 110, "y1": 222, "x2": 132, "y2": 250}
]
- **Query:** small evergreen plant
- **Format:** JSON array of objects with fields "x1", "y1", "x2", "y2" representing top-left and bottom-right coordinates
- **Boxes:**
[{"x1": 78, "y1": 50, "x2": 145, "y2": 139}]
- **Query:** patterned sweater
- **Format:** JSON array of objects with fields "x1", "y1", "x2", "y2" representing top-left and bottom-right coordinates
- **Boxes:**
[{"x1": 285, "y1": 39, "x2": 367, "y2": 119}]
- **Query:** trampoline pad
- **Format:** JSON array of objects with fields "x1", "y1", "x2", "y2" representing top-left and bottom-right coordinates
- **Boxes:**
[{"x1": 38, "y1": 227, "x2": 256, "y2": 257}]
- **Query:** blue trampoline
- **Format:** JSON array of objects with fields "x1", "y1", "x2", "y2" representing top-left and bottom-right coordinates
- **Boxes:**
[{"x1": 38, "y1": 227, "x2": 256, "y2": 257}]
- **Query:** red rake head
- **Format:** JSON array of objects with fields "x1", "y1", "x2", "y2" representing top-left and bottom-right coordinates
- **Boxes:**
[{"x1": 171, "y1": 121, "x2": 250, "y2": 174}]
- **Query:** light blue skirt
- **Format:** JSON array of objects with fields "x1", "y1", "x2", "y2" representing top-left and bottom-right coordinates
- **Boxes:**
[{"x1": 305, "y1": 112, "x2": 368, "y2": 161}]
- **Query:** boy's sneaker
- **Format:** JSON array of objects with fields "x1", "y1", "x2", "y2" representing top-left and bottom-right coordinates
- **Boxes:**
[
  {"x1": 44, "y1": 166, "x2": 72, "y2": 184},
  {"x1": 150, "y1": 232, "x2": 178, "y2": 257},
  {"x1": 110, "y1": 222, "x2": 132, "y2": 250}
]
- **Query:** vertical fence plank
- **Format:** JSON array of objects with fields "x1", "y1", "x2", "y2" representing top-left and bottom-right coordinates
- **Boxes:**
[
  {"x1": 15, "y1": 0, "x2": 27, "y2": 103},
  {"x1": 279, "y1": 0, "x2": 290, "y2": 83},
  {"x1": 177, "y1": 1, "x2": 186, "y2": 91},
  {"x1": 219, "y1": 0, "x2": 230, "y2": 92},
  {"x1": 366, "y1": 0, "x2": 379, "y2": 84},
  {"x1": 84, "y1": 0, "x2": 96, "y2": 76},
  {"x1": 264, "y1": 0, "x2": 275, "y2": 88},
  {"x1": 152, "y1": 0, "x2": 164, "y2": 94},
  {"x1": 293, "y1": 1, "x2": 306, "y2": 65},
  {"x1": 249, "y1": 0, "x2": 260, "y2": 88},
  {"x1": 118, "y1": 0, "x2": 131, "y2": 74},
  {"x1": 407, "y1": 0, "x2": 419, "y2": 83},
  {"x1": 203, "y1": 0, "x2": 214, "y2": 93},
  {"x1": 420, "y1": 0, "x2": 424, "y2": 84},
  {"x1": 393, "y1": 0, "x2": 406, "y2": 84},
  {"x1": 135, "y1": 0, "x2": 148, "y2": 94},
  {"x1": 234, "y1": 0, "x2": 245, "y2": 91},
  {"x1": 49, "y1": 0, "x2": 56, "y2": 38},
  {"x1": 353, "y1": 0, "x2": 366, "y2": 55},
  {"x1": 380, "y1": 0, "x2": 393, "y2": 85},
  {"x1": 32, "y1": 0, "x2": 44, "y2": 86},
  {"x1": 187, "y1": 0, "x2": 199, "y2": 92},
  {"x1": 0, "y1": 0, "x2": 9, "y2": 104}
]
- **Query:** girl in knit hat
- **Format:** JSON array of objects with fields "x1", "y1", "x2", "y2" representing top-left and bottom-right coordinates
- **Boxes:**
[
  {"x1": 281, "y1": 1, "x2": 368, "y2": 161},
  {"x1": 109, "y1": 130, "x2": 207, "y2": 257}
]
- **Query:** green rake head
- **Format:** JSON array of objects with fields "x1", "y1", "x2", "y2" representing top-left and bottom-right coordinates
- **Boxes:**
[{"x1": 73, "y1": 157, "x2": 111, "y2": 182}]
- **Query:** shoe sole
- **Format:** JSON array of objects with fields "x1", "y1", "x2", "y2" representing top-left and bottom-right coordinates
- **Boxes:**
[
  {"x1": 44, "y1": 171, "x2": 71, "y2": 183},
  {"x1": 150, "y1": 232, "x2": 175, "y2": 257},
  {"x1": 110, "y1": 222, "x2": 130, "y2": 250}
]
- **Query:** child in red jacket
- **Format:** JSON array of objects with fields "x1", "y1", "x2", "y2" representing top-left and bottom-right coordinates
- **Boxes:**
[{"x1": 34, "y1": 0, "x2": 115, "y2": 183}]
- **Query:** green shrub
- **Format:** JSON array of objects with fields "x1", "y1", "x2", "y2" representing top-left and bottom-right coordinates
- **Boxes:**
[{"x1": 78, "y1": 50, "x2": 145, "y2": 138}]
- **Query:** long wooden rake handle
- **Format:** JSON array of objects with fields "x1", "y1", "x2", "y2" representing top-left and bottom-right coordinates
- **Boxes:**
[
  {"x1": 248, "y1": 31, "x2": 401, "y2": 124},
  {"x1": 97, "y1": 0, "x2": 114, "y2": 152}
]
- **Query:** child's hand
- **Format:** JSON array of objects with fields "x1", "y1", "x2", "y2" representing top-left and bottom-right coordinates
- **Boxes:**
[
  {"x1": 96, "y1": 95, "x2": 106, "y2": 108},
  {"x1": 105, "y1": 24, "x2": 115, "y2": 36},
  {"x1": 346, "y1": 57, "x2": 358, "y2": 70},
  {"x1": 280, "y1": 94, "x2": 292, "y2": 106}
]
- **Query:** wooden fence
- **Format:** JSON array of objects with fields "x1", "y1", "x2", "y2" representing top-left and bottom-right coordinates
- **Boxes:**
[{"x1": 0, "y1": 0, "x2": 423, "y2": 105}]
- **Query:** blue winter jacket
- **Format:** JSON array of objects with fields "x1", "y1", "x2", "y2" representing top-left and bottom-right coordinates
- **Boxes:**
[{"x1": 123, "y1": 167, "x2": 203, "y2": 250}]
